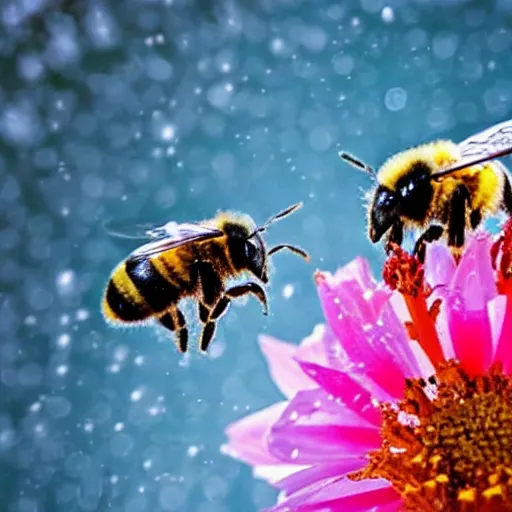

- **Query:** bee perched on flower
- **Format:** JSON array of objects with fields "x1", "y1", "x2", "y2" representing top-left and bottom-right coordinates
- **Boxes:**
[
  {"x1": 221, "y1": 220, "x2": 512, "y2": 512},
  {"x1": 341, "y1": 119, "x2": 512, "y2": 262}
]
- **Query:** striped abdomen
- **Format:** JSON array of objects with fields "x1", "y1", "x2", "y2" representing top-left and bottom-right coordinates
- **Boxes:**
[
  {"x1": 102, "y1": 238, "x2": 235, "y2": 324},
  {"x1": 102, "y1": 256, "x2": 185, "y2": 324}
]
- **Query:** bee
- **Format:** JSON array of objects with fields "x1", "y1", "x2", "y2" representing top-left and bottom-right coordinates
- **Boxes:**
[
  {"x1": 102, "y1": 203, "x2": 309, "y2": 354},
  {"x1": 340, "y1": 119, "x2": 512, "y2": 261}
]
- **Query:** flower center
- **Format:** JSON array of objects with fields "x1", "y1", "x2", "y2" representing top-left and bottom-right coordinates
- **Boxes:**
[{"x1": 349, "y1": 360, "x2": 512, "y2": 511}]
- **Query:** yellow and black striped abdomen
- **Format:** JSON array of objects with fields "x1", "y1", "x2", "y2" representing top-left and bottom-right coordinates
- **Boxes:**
[{"x1": 102, "y1": 256, "x2": 183, "y2": 324}]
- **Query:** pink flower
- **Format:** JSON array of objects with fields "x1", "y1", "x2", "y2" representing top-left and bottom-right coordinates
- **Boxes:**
[{"x1": 222, "y1": 224, "x2": 512, "y2": 512}]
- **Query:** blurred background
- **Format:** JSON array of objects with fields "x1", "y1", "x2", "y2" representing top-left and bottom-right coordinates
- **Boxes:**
[{"x1": 1, "y1": 0, "x2": 511, "y2": 510}]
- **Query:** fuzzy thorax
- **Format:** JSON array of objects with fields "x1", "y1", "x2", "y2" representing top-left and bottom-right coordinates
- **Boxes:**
[{"x1": 377, "y1": 140, "x2": 460, "y2": 190}]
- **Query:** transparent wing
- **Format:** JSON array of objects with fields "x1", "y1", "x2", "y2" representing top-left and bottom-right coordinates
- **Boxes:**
[
  {"x1": 459, "y1": 118, "x2": 512, "y2": 159},
  {"x1": 128, "y1": 223, "x2": 224, "y2": 260},
  {"x1": 104, "y1": 219, "x2": 175, "y2": 240},
  {"x1": 432, "y1": 119, "x2": 512, "y2": 179}
]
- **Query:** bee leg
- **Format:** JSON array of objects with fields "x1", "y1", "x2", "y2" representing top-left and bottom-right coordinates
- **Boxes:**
[
  {"x1": 502, "y1": 171, "x2": 512, "y2": 215},
  {"x1": 470, "y1": 209, "x2": 482, "y2": 230},
  {"x1": 200, "y1": 321, "x2": 217, "y2": 353},
  {"x1": 159, "y1": 307, "x2": 188, "y2": 353},
  {"x1": 384, "y1": 220, "x2": 404, "y2": 254},
  {"x1": 225, "y1": 283, "x2": 269, "y2": 316},
  {"x1": 447, "y1": 185, "x2": 470, "y2": 262},
  {"x1": 198, "y1": 284, "x2": 268, "y2": 353},
  {"x1": 413, "y1": 225, "x2": 444, "y2": 263},
  {"x1": 197, "y1": 262, "x2": 223, "y2": 307},
  {"x1": 195, "y1": 262, "x2": 225, "y2": 353},
  {"x1": 198, "y1": 297, "x2": 230, "y2": 353}
]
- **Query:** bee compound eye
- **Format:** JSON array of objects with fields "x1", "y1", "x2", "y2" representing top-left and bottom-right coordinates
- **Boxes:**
[{"x1": 245, "y1": 240, "x2": 256, "y2": 259}]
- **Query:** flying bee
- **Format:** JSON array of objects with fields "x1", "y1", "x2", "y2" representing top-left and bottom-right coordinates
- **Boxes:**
[
  {"x1": 102, "y1": 203, "x2": 310, "y2": 354},
  {"x1": 340, "y1": 118, "x2": 512, "y2": 261}
]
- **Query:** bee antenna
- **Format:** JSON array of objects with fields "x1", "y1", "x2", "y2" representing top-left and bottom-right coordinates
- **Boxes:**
[
  {"x1": 249, "y1": 202, "x2": 303, "y2": 238},
  {"x1": 339, "y1": 151, "x2": 376, "y2": 176}
]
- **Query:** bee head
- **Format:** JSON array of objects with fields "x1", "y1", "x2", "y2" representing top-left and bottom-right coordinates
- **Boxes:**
[
  {"x1": 369, "y1": 158, "x2": 434, "y2": 243},
  {"x1": 245, "y1": 202, "x2": 309, "y2": 282},
  {"x1": 245, "y1": 233, "x2": 269, "y2": 283},
  {"x1": 369, "y1": 185, "x2": 400, "y2": 243}
]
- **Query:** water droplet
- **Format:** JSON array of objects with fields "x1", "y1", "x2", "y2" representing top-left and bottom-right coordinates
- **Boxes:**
[
  {"x1": 187, "y1": 445, "x2": 199, "y2": 457},
  {"x1": 130, "y1": 388, "x2": 144, "y2": 402},
  {"x1": 56, "y1": 364, "x2": 68, "y2": 376},
  {"x1": 161, "y1": 124, "x2": 175, "y2": 141},
  {"x1": 56, "y1": 334, "x2": 71, "y2": 348},
  {"x1": 76, "y1": 308, "x2": 89, "y2": 321},
  {"x1": 363, "y1": 289, "x2": 373, "y2": 301},
  {"x1": 282, "y1": 284, "x2": 295, "y2": 299},
  {"x1": 381, "y1": 6, "x2": 394, "y2": 23},
  {"x1": 384, "y1": 87, "x2": 407, "y2": 111}
]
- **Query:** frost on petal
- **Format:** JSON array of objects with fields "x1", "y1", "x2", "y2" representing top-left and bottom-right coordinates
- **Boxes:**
[
  {"x1": 222, "y1": 401, "x2": 288, "y2": 467},
  {"x1": 447, "y1": 234, "x2": 496, "y2": 374},
  {"x1": 265, "y1": 476, "x2": 396, "y2": 512},
  {"x1": 259, "y1": 335, "x2": 317, "y2": 399},
  {"x1": 297, "y1": 361, "x2": 381, "y2": 426},
  {"x1": 268, "y1": 389, "x2": 380, "y2": 465}
]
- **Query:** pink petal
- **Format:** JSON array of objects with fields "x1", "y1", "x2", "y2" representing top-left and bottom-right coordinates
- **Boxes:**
[
  {"x1": 431, "y1": 302, "x2": 456, "y2": 360},
  {"x1": 315, "y1": 256, "x2": 427, "y2": 398},
  {"x1": 321, "y1": 323, "x2": 352, "y2": 372},
  {"x1": 259, "y1": 335, "x2": 317, "y2": 399},
  {"x1": 223, "y1": 401, "x2": 287, "y2": 467},
  {"x1": 253, "y1": 464, "x2": 309, "y2": 485},
  {"x1": 424, "y1": 241, "x2": 456, "y2": 290},
  {"x1": 316, "y1": 276, "x2": 411, "y2": 399},
  {"x1": 265, "y1": 476, "x2": 396, "y2": 512},
  {"x1": 493, "y1": 296, "x2": 512, "y2": 373},
  {"x1": 297, "y1": 361, "x2": 381, "y2": 426},
  {"x1": 275, "y1": 460, "x2": 367, "y2": 495},
  {"x1": 268, "y1": 389, "x2": 380, "y2": 465},
  {"x1": 321, "y1": 257, "x2": 392, "y2": 323},
  {"x1": 296, "y1": 324, "x2": 331, "y2": 367},
  {"x1": 447, "y1": 234, "x2": 496, "y2": 374}
]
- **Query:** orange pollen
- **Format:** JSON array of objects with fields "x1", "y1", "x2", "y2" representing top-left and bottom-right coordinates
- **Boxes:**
[
  {"x1": 492, "y1": 219, "x2": 512, "y2": 296},
  {"x1": 383, "y1": 244, "x2": 444, "y2": 368},
  {"x1": 349, "y1": 360, "x2": 512, "y2": 512}
]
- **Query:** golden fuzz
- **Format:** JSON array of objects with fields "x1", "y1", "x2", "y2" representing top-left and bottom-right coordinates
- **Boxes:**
[{"x1": 377, "y1": 140, "x2": 460, "y2": 190}]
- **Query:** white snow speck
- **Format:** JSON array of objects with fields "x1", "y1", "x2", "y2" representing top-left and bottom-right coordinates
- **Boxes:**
[{"x1": 282, "y1": 284, "x2": 295, "y2": 299}]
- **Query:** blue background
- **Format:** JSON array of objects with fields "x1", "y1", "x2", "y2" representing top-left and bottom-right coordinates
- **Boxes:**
[{"x1": 1, "y1": 0, "x2": 511, "y2": 511}]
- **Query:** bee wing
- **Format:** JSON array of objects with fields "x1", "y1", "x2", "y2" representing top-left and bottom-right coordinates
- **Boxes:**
[
  {"x1": 458, "y1": 118, "x2": 512, "y2": 159},
  {"x1": 432, "y1": 119, "x2": 512, "y2": 178},
  {"x1": 104, "y1": 219, "x2": 176, "y2": 240},
  {"x1": 129, "y1": 223, "x2": 224, "y2": 260}
]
